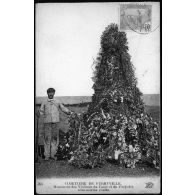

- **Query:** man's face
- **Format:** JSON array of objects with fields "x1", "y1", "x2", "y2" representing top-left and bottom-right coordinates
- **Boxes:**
[{"x1": 47, "y1": 91, "x2": 55, "y2": 99}]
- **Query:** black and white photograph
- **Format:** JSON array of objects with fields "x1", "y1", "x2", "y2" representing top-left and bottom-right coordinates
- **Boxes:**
[{"x1": 35, "y1": 1, "x2": 161, "y2": 194}]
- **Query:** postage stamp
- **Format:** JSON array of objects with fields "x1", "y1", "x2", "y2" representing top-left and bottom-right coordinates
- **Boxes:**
[{"x1": 119, "y1": 4, "x2": 152, "y2": 32}]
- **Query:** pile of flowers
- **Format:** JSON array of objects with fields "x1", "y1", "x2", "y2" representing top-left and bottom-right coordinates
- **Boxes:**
[{"x1": 64, "y1": 108, "x2": 160, "y2": 169}]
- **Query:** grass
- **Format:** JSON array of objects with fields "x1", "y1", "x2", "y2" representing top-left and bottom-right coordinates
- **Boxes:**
[{"x1": 36, "y1": 160, "x2": 160, "y2": 178}]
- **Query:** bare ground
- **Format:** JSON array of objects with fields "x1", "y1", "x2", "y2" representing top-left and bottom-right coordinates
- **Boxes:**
[{"x1": 36, "y1": 160, "x2": 160, "y2": 178}]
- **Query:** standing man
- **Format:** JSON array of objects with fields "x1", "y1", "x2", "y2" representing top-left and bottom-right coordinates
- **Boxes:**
[{"x1": 37, "y1": 88, "x2": 73, "y2": 160}]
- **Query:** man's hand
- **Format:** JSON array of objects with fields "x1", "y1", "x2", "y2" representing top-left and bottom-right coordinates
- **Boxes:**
[
  {"x1": 70, "y1": 111, "x2": 75, "y2": 115},
  {"x1": 69, "y1": 111, "x2": 77, "y2": 117}
]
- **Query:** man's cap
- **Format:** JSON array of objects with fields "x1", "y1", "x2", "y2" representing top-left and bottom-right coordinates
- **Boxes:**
[{"x1": 47, "y1": 88, "x2": 55, "y2": 93}]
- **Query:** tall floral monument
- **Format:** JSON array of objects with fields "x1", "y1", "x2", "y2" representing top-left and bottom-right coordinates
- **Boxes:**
[
  {"x1": 89, "y1": 23, "x2": 144, "y2": 116},
  {"x1": 68, "y1": 24, "x2": 160, "y2": 169}
]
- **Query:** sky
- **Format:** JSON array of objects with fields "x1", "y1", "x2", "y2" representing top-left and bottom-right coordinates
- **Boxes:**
[{"x1": 36, "y1": 2, "x2": 160, "y2": 96}]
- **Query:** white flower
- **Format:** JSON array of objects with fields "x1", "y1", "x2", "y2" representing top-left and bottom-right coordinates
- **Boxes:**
[
  {"x1": 121, "y1": 97, "x2": 124, "y2": 102},
  {"x1": 68, "y1": 156, "x2": 74, "y2": 163},
  {"x1": 131, "y1": 164, "x2": 135, "y2": 169},
  {"x1": 129, "y1": 145, "x2": 134, "y2": 153},
  {"x1": 114, "y1": 150, "x2": 122, "y2": 160},
  {"x1": 137, "y1": 153, "x2": 141, "y2": 159}
]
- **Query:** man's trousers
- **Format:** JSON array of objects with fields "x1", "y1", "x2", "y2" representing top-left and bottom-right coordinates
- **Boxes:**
[{"x1": 43, "y1": 123, "x2": 59, "y2": 159}]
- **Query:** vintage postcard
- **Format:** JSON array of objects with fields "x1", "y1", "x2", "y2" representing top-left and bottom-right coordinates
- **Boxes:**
[{"x1": 35, "y1": 1, "x2": 161, "y2": 194}]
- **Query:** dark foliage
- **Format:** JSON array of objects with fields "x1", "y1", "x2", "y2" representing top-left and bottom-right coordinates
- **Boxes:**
[{"x1": 58, "y1": 24, "x2": 160, "y2": 169}]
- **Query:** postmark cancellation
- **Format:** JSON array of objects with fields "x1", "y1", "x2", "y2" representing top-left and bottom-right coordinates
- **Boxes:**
[{"x1": 120, "y1": 4, "x2": 152, "y2": 32}]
